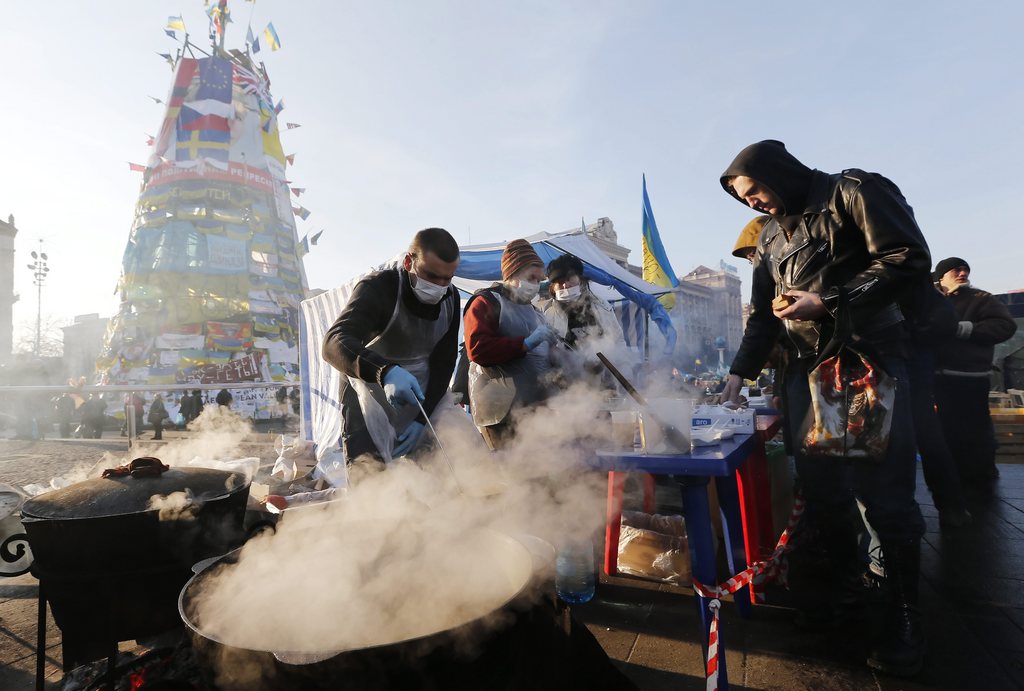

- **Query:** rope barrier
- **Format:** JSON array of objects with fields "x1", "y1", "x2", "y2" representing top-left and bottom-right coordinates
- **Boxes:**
[{"x1": 691, "y1": 491, "x2": 806, "y2": 691}]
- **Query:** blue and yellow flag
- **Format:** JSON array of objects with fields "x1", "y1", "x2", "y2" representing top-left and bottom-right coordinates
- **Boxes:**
[
  {"x1": 263, "y1": 23, "x2": 281, "y2": 51},
  {"x1": 641, "y1": 174, "x2": 678, "y2": 310}
]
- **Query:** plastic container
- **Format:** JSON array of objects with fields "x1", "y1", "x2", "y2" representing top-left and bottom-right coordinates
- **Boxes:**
[
  {"x1": 555, "y1": 539, "x2": 596, "y2": 604},
  {"x1": 643, "y1": 398, "x2": 694, "y2": 452}
]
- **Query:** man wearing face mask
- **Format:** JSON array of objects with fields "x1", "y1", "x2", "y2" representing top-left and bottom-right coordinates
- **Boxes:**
[
  {"x1": 464, "y1": 239, "x2": 558, "y2": 450},
  {"x1": 323, "y1": 228, "x2": 461, "y2": 463},
  {"x1": 538, "y1": 254, "x2": 624, "y2": 352}
]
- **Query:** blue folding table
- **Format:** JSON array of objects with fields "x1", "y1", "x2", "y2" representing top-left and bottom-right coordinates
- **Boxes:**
[{"x1": 589, "y1": 432, "x2": 758, "y2": 690}]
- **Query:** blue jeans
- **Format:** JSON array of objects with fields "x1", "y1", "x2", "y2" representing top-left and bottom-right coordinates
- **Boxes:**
[{"x1": 785, "y1": 354, "x2": 924, "y2": 544}]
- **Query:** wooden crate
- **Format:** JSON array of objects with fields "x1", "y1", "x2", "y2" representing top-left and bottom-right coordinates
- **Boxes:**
[{"x1": 993, "y1": 408, "x2": 1024, "y2": 464}]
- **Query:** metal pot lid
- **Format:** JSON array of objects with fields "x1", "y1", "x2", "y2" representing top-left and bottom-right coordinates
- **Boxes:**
[{"x1": 22, "y1": 458, "x2": 248, "y2": 521}]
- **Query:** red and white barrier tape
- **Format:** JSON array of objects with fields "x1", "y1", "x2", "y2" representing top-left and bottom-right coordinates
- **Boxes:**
[{"x1": 692, "y1": 491, "x2": 805, "y2": 691}]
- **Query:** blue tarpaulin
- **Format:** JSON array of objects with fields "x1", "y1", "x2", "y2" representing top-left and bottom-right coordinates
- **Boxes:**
[{"x1": 453, "y1": 231, "x2": 677, "y2": 353}]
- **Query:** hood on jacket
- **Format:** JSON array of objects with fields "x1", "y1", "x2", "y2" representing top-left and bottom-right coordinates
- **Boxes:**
[{"x1": 720, "y1": 140, "x2": 815, "y2": 223}]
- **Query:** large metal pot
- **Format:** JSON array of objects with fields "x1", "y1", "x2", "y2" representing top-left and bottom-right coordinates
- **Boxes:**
[
  {"x1": 22, "y1": 457, "x2": 250, "y2": 668},
  {"x1": 179, "y1": 527, "x2": 536, "y2": 691}
]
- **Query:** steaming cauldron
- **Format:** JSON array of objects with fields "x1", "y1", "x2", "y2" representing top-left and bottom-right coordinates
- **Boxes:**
[
  {"x1": 178, "y1": 528, "x2": 552, "y2": 691},
  {"x1": 22, "y1": 457, "x2": 250, "y2": 668}
]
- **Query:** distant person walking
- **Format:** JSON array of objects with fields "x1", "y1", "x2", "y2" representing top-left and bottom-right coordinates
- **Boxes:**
[
  {"x1": 53, "y1": 393, "x2": 75, "y2": 438},
  {"x1": 178, "y1": 391, "x2": 194, "y2": 428},
  {"x1": 82, "y1": 394, "x2": 106, "y2": 439},
  {"x1": 216, "y1": 388, "x2": 233, "y2": 409},
  {"x1": 148, "y1": 394, "x2": 168, "y2": 440},
  {"x1": 275, "y1": 386, "x2": 289, "y2": 418},
  {"x1": 190, "y1": 389, "x2": 204, "y2": 422}
]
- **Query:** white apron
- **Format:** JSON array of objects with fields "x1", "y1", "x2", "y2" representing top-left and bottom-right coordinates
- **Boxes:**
[
  {"x1": 468, "y1": 289, "x2": 552, "y2": 427},
  {"x1": 346, "y1": 271, "x2": 454, "y2": 462}
]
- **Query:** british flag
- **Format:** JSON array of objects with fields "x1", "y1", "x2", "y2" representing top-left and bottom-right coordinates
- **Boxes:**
[{"x1": 232, "y1": 64, "x2": 270, "y2": 102}]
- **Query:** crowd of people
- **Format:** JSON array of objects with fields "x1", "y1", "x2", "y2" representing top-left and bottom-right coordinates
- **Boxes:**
[{"x1": 321, "y1": 140, "x2": 1018, "y2": 679}]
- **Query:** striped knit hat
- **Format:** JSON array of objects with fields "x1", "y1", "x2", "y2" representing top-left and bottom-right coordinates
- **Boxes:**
[{"x1": 501, "y1": 239, "x2": 543, "y2": 280}]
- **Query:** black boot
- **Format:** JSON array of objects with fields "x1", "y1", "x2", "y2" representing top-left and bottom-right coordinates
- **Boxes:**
[
  {"x1": 794, "y1": 508, "x2": 870, "y2": 630},
  {"x1": 867, "y1": 539, "x2": 925, "y2": 677}
]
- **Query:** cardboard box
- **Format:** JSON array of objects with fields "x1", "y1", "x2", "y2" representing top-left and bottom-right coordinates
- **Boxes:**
[
  {"x1": 691, "y1": 405, "x2": 755, "y2": 433},
  {"x1": 617, "y1": 511, "x2": 691, "y2": 584}
]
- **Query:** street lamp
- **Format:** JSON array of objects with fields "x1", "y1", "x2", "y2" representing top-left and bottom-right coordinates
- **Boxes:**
[{"x1": 26, "y1": 239, "x2": 49, "y2": 357}]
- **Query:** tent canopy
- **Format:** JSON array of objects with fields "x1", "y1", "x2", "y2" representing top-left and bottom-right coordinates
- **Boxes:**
[
  {"x1": 453, "y1": 230, "x2": 670, "y2": 301},
  {"x1": 453, "y1": 230, "x2": 677, "y2": 352}
]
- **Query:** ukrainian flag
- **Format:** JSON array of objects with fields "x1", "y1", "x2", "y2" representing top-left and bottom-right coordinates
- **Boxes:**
[
  {"x1": 263, "y1": 23, "x2": 282, "y2": 51},
  {"x1": 641, "y1": 175, "x2": 678, "y2": 310},
  {"x1": 167, "y1": 16, "x2": 186, "y2": 33}
]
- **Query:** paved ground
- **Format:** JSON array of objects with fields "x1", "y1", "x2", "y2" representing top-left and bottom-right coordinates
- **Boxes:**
[{"x1": 2, "y1": 431, "x2": 1023, "y2": 689}]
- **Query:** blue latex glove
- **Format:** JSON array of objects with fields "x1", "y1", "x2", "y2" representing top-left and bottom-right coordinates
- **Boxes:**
[
  {"x1": 382, "y1": 366, "x2": 425, "y2": 408},
  {"x1": 524, "y1": 324, "x2": 556, "y2": 351},
  {"x1": 393, "y1": 420, "x2": 425, "y2": 457}
]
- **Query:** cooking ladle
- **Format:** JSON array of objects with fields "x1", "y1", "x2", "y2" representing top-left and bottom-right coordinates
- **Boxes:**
[
  {"x1": 595, "y1": 352, "x2": 691, "y2": 452},
  {"x1": 414, "y1": 398, "x2": 506, "y2": 498}
]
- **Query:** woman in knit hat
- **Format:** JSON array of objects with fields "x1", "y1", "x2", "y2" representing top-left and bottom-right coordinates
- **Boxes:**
[{"x1": 463, "y1": 239, "x2": 558, "y2": 449}]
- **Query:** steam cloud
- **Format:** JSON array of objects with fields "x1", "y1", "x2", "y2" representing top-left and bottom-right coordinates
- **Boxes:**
[{"x1": 187, "y1": 362, "x2": 668, "y2": 678}]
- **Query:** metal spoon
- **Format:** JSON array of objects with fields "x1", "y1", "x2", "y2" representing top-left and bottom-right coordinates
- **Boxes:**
[{"x1": 414, "y1": 398, "x2": 465, "y2": 495}]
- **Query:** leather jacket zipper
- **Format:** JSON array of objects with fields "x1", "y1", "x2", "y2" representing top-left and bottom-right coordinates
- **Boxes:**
[
  {"x1": 791, "y1": 241, "x2": 830, "y2": 283},
  {"x1": 848, "y1": 276, "x2": 879, "y2": 299}
]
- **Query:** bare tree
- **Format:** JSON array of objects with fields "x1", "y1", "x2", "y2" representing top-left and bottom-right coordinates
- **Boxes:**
[{"x1": 14, "y1": 315, "x2": 66, "y2": 358}]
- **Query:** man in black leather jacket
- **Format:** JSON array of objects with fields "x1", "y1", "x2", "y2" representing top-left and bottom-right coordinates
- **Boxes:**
[{"x1": 718, "y1": 140, "x2": 931, "y2": 677}]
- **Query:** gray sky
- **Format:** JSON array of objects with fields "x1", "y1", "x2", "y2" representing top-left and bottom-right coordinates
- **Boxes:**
[{"x1": 3, "y1": 1, "x2": 1022, "y2": 335}]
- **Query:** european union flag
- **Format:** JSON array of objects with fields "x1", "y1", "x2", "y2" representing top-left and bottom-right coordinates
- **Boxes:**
[{"x1": 196, "y1": 57, "x2": 232, "y2": 103}]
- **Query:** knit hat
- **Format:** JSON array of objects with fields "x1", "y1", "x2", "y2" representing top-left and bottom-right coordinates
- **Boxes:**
[
  {"x1": 732, "y1": 216, "x2": 769, "y2": 258},
  {"x1": 501, "y1": 239, "x2": 543, "y2": 280},
  {"x1": 933, "y1": 257, "x2": 970, "y2": 280},
  {"x1": 546, "y1": 254, "x2": 585, "y2": 283}
]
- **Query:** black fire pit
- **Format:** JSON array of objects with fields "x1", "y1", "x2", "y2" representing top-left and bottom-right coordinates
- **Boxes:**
[{"x1": 22, "y1": 457, "x2": 250, "y2": 681}]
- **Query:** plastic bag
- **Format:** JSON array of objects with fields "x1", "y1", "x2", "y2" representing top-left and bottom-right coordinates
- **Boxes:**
[
  {"x1": 617, "y1": 511, "x2": 691, "y2": 583},
  {"x1": 799, "y1": 290, "x2": 895, "y2": 462},
  {"x1": 272, "y1": 434, "x2": 316, "y2": 482}
]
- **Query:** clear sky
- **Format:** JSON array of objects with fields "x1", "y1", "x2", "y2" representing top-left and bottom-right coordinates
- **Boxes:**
[{"x1": 3, "y1": 1, "x2": 1022, "y2": 337}]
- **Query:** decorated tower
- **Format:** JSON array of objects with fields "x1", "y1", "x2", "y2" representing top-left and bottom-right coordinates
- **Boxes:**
[{"x1": 96, "y1": 14, "x2": 308, "y2": 418}]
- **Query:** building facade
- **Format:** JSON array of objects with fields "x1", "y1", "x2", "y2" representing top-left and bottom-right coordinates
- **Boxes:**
[
  {"x1": 62, "y1": 314, "x2": 110, "y2": 381},
  {"x1": 572, "y1": 218, "x2": 744, "y2": 370},
  {"x1": 0, "y1": 215, "x2": 17, "y2": 365}
]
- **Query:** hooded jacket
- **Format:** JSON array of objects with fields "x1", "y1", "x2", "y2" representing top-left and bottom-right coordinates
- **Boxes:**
[{"x1": 721, "y1": 141, "x2": 932, "y2": 377}]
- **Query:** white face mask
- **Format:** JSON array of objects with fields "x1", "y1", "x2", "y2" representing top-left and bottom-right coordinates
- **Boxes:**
[
  {"x1": 554, "y1": 285, "x2": 582, "y2": 302},
  {"x1": 410, "y1": 274, "x2": 448, "y2": 304},
  {"x1": 509, "y1": 280, "x2": 540, "y2": 301}
]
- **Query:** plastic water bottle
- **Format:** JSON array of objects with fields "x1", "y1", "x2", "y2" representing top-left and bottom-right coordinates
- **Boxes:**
[{"x1": 556, "y1": 539, "x2": 596, "y2": 604}]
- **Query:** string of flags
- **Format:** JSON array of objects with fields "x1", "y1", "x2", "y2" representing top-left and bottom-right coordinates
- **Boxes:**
[
  {"x1": 292, "y1": 206, "x2": 311, "y2": 220},
  {"x1": 207, "y1": 0, "x2": 231, "y2": 37},
  {"x1": 296, "y1": 230, "x2": 326, "y2": 259}
]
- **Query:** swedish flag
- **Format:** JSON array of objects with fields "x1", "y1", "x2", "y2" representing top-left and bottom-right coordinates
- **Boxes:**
[{"x1": 641, "y1": 175, "x2": 678, "y2": 309}]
